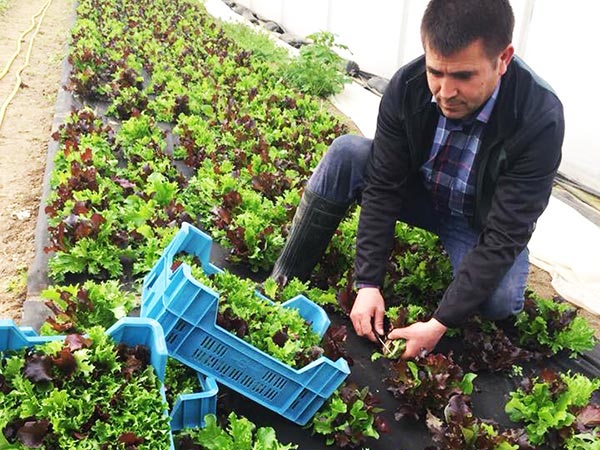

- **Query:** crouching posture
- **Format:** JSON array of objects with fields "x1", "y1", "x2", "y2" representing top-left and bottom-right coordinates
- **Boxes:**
[{"x1": 272, "y1": 0, "x2": 564, "y2": 358}]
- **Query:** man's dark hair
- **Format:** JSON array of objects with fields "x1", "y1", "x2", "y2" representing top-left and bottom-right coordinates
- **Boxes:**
[{"x1": 421, "y1": 0, "x2": 514, "y2": 59}]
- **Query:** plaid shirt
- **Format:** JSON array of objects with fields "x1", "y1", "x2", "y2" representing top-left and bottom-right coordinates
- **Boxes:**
[{"x1": 420, "y1": 81, "x2": 500, "y2": 217}]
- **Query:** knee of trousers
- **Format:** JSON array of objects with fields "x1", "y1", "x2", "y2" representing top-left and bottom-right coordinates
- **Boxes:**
[
  {"x1": 308, "y1": 134, "x2": 372, "y2": 202},
  {"x1": 479, "y1": 276, "x2": 527, "y2": 320},
  {"x1": 479, "y1": 248, "x2": 529, "y2": 320},
  {"x1": 322, "y1": 134, "x2": 372, "y2": 172},
  {"x1": 480, "y1": 291, "x2": 524, "y2": 321}
]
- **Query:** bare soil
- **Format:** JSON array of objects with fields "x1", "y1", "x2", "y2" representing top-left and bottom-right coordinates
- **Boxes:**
[
  {"x1": 529, "y1": 265, "x2": 600, "y2": 339},
  {"x1": 0, "y1": 0, "x2": 71, "y2": 321},
  {"x1": 0, "y1": 0, "x2": 598, "y2": 342}
]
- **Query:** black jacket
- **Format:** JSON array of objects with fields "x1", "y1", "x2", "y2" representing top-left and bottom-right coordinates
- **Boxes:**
[{"x1": 355, "y1": 55, "x2": 564, "y2": 327}]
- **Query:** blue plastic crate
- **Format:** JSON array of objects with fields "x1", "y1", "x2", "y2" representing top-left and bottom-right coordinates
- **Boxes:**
[
  {"x1": 170, "y1": 372, "x2": 218, "y2": 432},
  {"x1": 0, "y1": 317, "x2": 218, "y2": 447},
  {"x1": 141, "y1": 222, "x2": 351, "y2": 425}
]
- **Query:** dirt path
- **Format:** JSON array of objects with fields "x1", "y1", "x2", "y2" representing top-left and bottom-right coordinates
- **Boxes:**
[{"x1": 0, "y1": 0, "x2": 71, "y2": 321}]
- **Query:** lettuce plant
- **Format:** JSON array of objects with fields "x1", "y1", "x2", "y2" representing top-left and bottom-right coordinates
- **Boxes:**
[
  {"x1": 172, "y1": 255, "x2": 347, "y2": 369},
  {"x1": 426, "y1": 395, "x2": 527, "y2": 450},
  {"x1": 0, "y1": 327, "x2": 171, "y2": 449},
  {"x1": 385, "y1": 353, "x2": 476, "y2": 421},
  {"x1": 459, "y1": 320, "x2": 538, "y2": 373},
  {"x1": 309, "y1": 383, "x2": 388, "y2": 448},
  {"x1": 515, "y1": 292, "x2": 596, "y2": 357},
  {"x1": 178, "y1": 412, "x2": 297, "y2": 450},
  {"x1": 40, "y1": 280, "x2": 137, "y2": 334},
  {"x1": 505, "y1": 369, "x2": 600, "y2": 446},
  {"x1": 164, "y1": 358, "x2": 203, "y2": 410}
]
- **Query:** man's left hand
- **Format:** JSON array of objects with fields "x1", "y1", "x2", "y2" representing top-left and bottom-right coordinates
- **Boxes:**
[{"x1": 387, "y1": 318, "x2": 447, "y2": 359}]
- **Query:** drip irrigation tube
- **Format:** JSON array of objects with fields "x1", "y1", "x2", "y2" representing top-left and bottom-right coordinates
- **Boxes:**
[{"x1": 0, "y1": 0, "x2": 53, "y2": 129}]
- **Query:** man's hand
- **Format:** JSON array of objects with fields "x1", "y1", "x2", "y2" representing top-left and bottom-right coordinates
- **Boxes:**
[
  {"x1": 350, "y1": 287, "x2": 385, "y2": 342},
  {"x1": 388, "y1": 318, "x2": 447, "y2": 359}
]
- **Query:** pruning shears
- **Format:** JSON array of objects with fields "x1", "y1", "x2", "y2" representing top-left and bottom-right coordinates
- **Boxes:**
[
  {"x1": 373, "y1": 315, "x2": 393, "y2": 353},
  {"x1": 375, "y1": 332, "x2": 391, "y2": 354}
]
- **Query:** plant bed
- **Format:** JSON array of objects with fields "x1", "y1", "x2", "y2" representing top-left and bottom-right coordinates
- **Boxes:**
[
  {"x1": 0, "y1": 317, "x2": 217, "y2": 449},
  {"x1": 43, "y1": 0, "x2": 350, "y2": 284},
  {"x1": 23, "y1": 0, "x2": 600, "y2": 447}
]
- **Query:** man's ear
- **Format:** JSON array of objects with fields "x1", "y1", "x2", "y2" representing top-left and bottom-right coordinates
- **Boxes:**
[{"x1": 498, "y1": 44, "x2": 515, "y2": 75}]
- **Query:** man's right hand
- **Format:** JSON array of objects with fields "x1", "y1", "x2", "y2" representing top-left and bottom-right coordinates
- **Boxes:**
[{"x1": 350, "y1": 287, "x2": 385, "y2": 342}]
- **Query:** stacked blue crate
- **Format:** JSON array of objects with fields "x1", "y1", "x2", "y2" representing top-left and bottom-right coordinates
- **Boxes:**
[{"x1": 141, "y1": 222, "x2": 350, "y2": 426}]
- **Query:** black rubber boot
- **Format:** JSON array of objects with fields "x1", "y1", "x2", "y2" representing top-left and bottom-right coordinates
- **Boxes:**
[{"x1": 271, "y1": 189, "x2": 349, "y2": 284}]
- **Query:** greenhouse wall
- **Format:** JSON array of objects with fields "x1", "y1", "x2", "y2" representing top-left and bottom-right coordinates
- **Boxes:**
[
  {"x1": 235, "y1": 0, "x2": 534, "y2": 78},
  {"x1": 233, "y1": 0, "x2": 600, "y2": 193}
]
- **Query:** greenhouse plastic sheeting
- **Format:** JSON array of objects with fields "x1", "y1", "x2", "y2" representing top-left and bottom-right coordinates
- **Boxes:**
[
  {"x1": 330, "y1": 82, "x2": 380, "y2": 139},
  {"x1": 228, "y1": 0, "x2": 600, "y2": 195},
  {"x1": 205, "y1": 0, "x2": 246, "y2": 23},
  {"x1": 529, "y1": 196, "x2": 600, "y2": 314}
]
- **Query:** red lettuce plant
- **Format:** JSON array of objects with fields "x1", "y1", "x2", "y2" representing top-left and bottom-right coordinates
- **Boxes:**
[
  {"x1": 426, "y1": 395, "x2": 530, "y2": 450},
  {"x1": 385, "y1": 353, "x2": 476, "y2": 421}
]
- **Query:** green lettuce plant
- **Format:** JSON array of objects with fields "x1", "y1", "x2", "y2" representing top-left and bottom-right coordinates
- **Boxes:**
[
  {"x1": 505, "y1": 370, "x2": 600, "y2": 446},
  {"x1": 0, "y1": 327, "x2": 171, "y2": 449},
  {"x1": 179, "y1": 412, "x2": 297, "y2": 450}
]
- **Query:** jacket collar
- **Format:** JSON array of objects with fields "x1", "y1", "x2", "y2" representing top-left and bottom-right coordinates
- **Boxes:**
[{"x1": 490, "y1": 58, "x2": 519, "y2": 141}]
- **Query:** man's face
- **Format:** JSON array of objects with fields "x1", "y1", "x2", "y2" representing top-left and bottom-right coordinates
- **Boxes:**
[{"x1": 424, "y1": 39, "x2": 514, "y2": 120}]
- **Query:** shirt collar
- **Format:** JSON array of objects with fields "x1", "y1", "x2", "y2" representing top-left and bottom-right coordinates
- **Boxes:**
[
  {"x1": 476, "y1": 80, "x2": 501, "y2": 124},
  {"x1": 431, "y1": 79, "x2": 501, "y2": 126}
]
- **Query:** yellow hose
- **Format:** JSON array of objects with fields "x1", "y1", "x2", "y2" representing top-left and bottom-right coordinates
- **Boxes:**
[{"x1": 0, "y1": 0, "x2": 53, "y2": 129}]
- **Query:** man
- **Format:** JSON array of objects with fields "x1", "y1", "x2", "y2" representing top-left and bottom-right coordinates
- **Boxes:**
[{"x1": 271, "y1": 0, "x2": 564, "y2": 358}]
